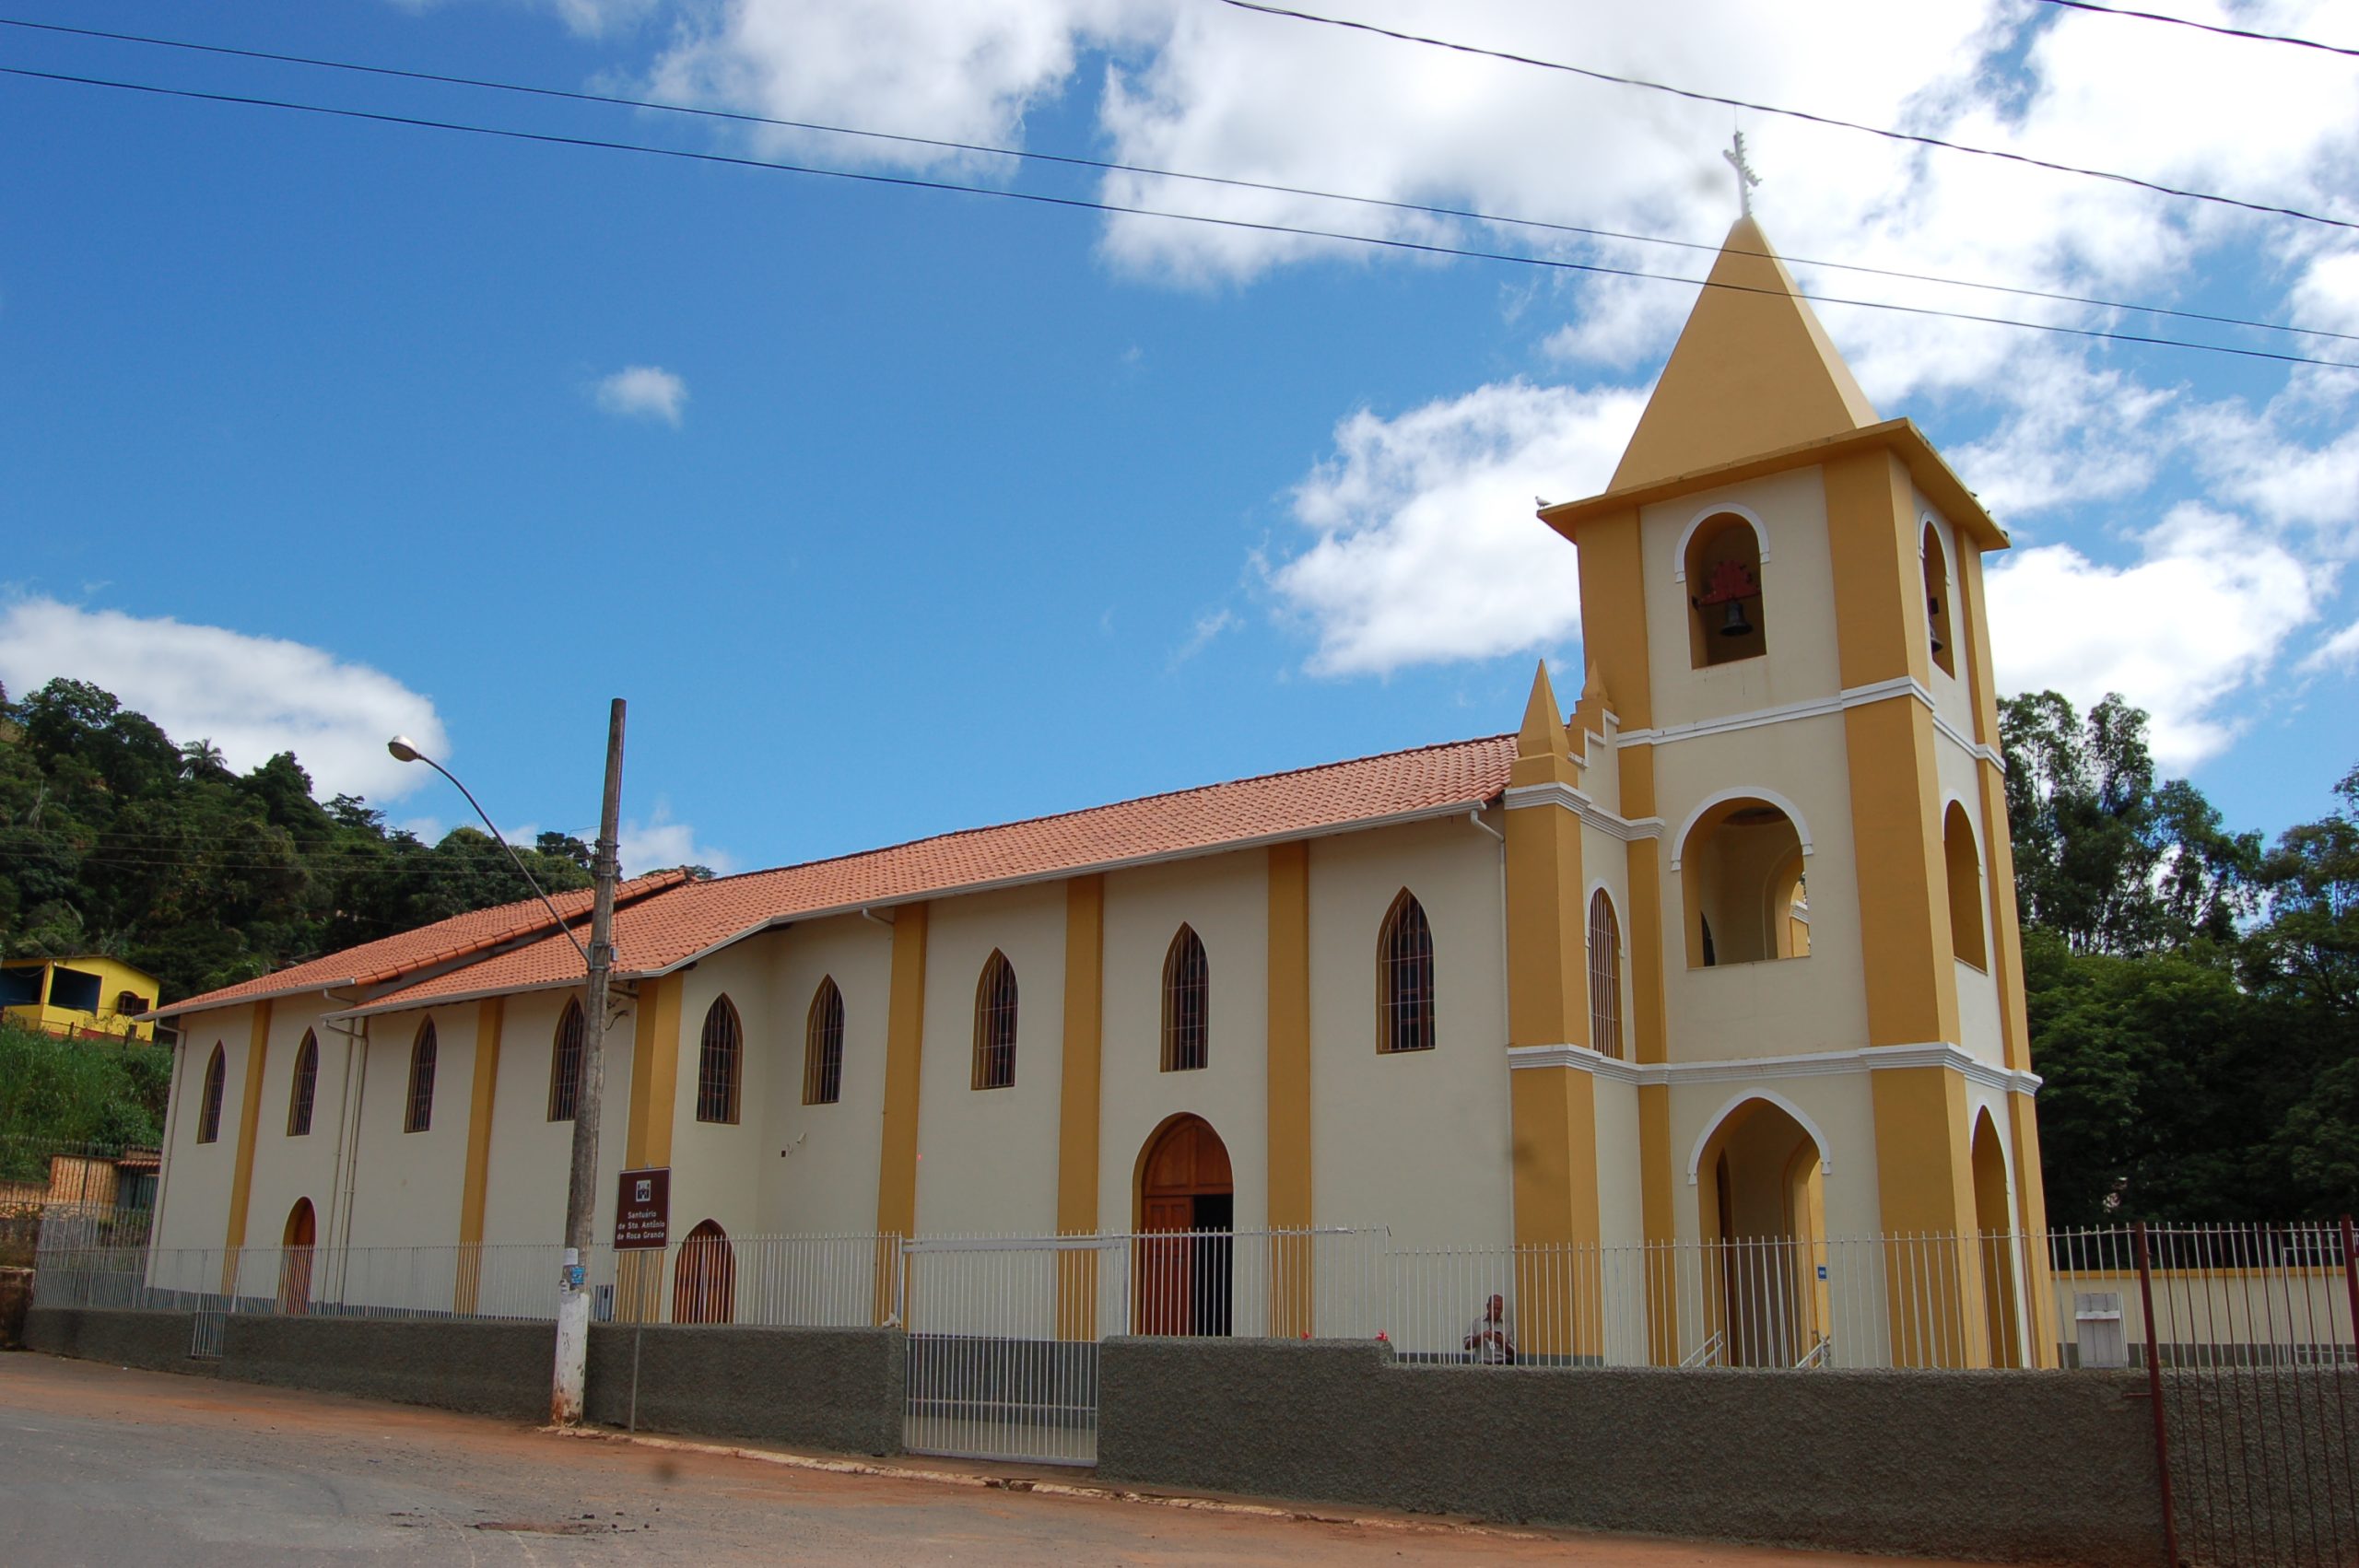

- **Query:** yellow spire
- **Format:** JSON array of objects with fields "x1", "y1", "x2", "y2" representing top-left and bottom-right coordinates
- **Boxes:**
[
  {"x1": 1512, "y1": 661, "x2": 1575, "y2": 787},
  {"x1": 1609, "y1": 216, "x2": 1880, "y2": 490}
]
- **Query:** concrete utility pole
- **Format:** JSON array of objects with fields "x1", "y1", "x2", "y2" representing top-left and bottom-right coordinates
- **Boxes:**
[{"x1": 553, "y1": 697, "x2": 626, "y2": 1426}]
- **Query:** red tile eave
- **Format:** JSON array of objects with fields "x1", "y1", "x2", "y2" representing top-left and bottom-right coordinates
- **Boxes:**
[
  {"x1": 334, "y1": 733, "x2": 1516, "y2": 1020},
  {"x1": 144, "y1": 869, "x2": 691, "y2": 1022}
]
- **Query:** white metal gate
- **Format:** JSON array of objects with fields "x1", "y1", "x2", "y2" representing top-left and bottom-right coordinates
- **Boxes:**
[{"x1": 900, "y1": 1235, "x2": 1125, "y2": 1466}]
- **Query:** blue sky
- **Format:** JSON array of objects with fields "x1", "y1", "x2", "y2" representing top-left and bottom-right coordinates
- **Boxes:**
[{"x1": 2, "y1": 0, "x2": 2353, "y2": 876}]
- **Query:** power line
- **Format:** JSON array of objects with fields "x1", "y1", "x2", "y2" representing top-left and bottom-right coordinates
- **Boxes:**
[
  {"x1": 1213, "y1": 0, "x2": 2358, "y2": 233},
  {"x1": 0, "y1": 16, "x2": 2345, "y2": 345},
  {"x1": 2034, "y1": 0, "x2": 2359, "y2": 59},
  {"x1": 10, "y1": 62, "x2": 2355, "y2": 372}
]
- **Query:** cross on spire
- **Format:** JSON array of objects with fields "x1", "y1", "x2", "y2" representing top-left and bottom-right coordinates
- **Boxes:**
[{"x1": 1723, "y1": 130, "x2": 1762, "y2": 218}]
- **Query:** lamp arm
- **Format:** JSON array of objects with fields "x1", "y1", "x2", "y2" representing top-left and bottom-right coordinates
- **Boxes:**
[{"x1": 418, "y1": 754, "x2": 593, "y2": 972}]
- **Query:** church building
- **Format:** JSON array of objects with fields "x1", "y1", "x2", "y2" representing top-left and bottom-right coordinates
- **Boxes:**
[{"x1": 143, "y1": 217, "x2": 2055, "y2": 1368}]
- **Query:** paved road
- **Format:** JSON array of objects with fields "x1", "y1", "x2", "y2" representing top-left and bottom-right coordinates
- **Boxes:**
[{"x1": 1, "y1": 1353, "x2": 1950, "y2": 1566}]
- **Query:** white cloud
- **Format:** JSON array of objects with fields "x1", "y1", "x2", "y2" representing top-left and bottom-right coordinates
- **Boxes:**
[
  {"x1": 593, "y1": 365, "x2": 688, "y2": 426},
  {"x1": 1948, "y1": 354, "x2": 2177, "y2": 520},
  {"x1": 1269, "y1": 381, "x2": 1641, "y2": 674},
  {"x1": 1168, "y1": 607, "x2": 1236, "y2": 668},
  {"x1": 1982, "y1": 506, "x2": 2320, "y2": 768},
  {"x1": 615, "y1": 0, "x2": 2357, "y2": 734},
  {"x1": 2299, "y1": 618, "x2": 2359, "y2": 675},
  {"x1": 618, "y1": 804, "x2": 736, "y2": 877},
  {"x1": 0, "y1": 597, "x2": 449, "y2": 801},
  {"x1": 645, "y1": 0, "x2": 1152, "y2": 167}
]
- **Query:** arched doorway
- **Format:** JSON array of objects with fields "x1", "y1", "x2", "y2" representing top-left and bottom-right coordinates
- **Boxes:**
[
  {"x1": 277, "y1": 1199, "x2": 316, "y2": 1316},
  {"x1": 1133, "y1": 1115, "x2": 1233, "y2": 1336},
  {"x1": 1696, "y1": 1099, "x2": 1828, "y2": 1367},
  {"x1": 1972, "y1": 1110, "x2": 2023, "y2": 1367},
  {"x1": 673, "y1": 1219, "x2": 735, "y2": 1325}
]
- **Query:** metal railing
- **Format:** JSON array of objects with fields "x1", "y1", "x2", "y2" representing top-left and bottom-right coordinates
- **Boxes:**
[{"x1": 29, "y1": 1221, "x2": 2356, "y2": 1375}]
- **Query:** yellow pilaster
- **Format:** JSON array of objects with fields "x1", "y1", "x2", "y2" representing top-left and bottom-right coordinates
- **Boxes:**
[
  {"x1": 1266, "y1": 841, "x2": 1313, "y2": 1335},
  {"x1": 221, "y1": 998, "x2": 275, "y2": 1292},
  {"x1": 1054, "y1": 877, "x2": 1105, "y2": 1340},
  {"x1": 623, "y1": 977, "x2": 681, "y2": 1170},
  {"x1": 1504, "y1": 665, "x2": 1602, "y2": 1356},
  {"x1": 1557, "y1": 507, "x2": 1654, "y2": 735},
  {"x1": 1504, "y1": 668, "x2": 1589, "y2": 1055},
  {"x1": 617, "y1": 977, "x2": 682, "y2": 1322},
  {"x1": 1869, "y1": 1065, "x2": 1989, "y2": 1366},
  {"x1": 1826, "y1": 448, "x2": 1961, "y2": 1050},
  {"x1": 874, "y1": 905, "x2": 931, "y2": 1243},
  {"x1": 453, "y1": 995, "x2": 505, "y2": 1315}
]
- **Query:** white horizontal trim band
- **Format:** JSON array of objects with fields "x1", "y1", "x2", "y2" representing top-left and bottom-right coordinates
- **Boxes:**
[
  {"x1": 1616, "y1": 677, "x2": 2005, "y2": 771},
  {"x1": 1506, "y1": 1040, "x2": 2041, "y2": 1097},
  {"x1": 1503, "y1": 781, "x2": 1664, "y2": 842}
]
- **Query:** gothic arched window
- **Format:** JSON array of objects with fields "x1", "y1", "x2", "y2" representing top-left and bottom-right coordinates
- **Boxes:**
[
  {"x1": 973, "y1": 952, "x2": 1018, "y2": 1090},
  {"x1": 804, "y1": 977, "x2": 844, "y2": 1106},
  {"x1": 1161, "y1": 925, "x2": 1209, "y2": 1072},
  {"x1": 287, "y1": 1030, "x2": 319, "y2": 1136},
  {"x1": 1378, "y1": 890, "x2": 1437, "y2": 1054},
  {"x1": 695, "y1": 996, "x2": 743, "y2": 1125},
  {"x1": 405, "y1": 1020, "x2": 438, "y2": 1133},
  {"x1": 547, "y1": 997, "x2": 585, "y2": 1122}
]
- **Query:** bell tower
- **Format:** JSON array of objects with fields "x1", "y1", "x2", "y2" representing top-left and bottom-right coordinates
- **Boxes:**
[{"x1": 1519, "y1": 216, "x2": 2055, "y2": 1367}]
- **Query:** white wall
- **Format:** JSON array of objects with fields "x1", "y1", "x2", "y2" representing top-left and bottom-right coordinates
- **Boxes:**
[
  {"x1": 343, "y1": 1007, "x2": 473, "y2": 1251},
  {"x1": 913, "y1": 883, "x2": 1067, "y2": 1236},
  {"x1": 151, "y1": 1004, "x2": 252, "y2": 1254},
  {"x1": 475, "y1": 987, "x2": 640, "y2": 1252},
  {"x1": 1308, "y1": 817, "x2": 1512, "y2": 1249},
  {"x1": 241, "y1": 1003, "x2": 349, "y2": 1258},
  {"x1": 666, "y1": 933, "x2": 790, "y2": 1246},
  {"x1": 756, "y1": 914, "x2": 894, "y2": 1236},
  {"x1": 1097, "y1": 850, "x2": 1270, "y2": 1233}
]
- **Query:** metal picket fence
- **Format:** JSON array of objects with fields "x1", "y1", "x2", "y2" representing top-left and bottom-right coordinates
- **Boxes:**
[{"x1": 29, "y1": 1217, "x2": 2358, "y2": 1510}]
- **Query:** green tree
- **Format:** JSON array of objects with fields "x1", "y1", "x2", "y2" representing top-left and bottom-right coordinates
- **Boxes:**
[{"x1": 2000, "y1": 691, "x2": 2256, "y2": 954}]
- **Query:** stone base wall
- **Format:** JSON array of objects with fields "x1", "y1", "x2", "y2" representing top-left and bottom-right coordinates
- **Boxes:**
[
  {"x1": 22, "y1": 1305, "x2": 213, "y2": 1374},
  {"x1": 586, "y1": 1324, "x2": 905, "y2": 1456},
  {"x1": 221, "y1": 1316, "x2": 554, "y2": 1422},
  {"x1": 1098, "y1": 1338, "x2": 2168, "y2": 1567}
]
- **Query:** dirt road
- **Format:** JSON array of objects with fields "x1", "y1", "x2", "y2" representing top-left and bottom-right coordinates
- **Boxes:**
[{"x1": 0, "y1": 1353, "x2": 1960, "y2": 1565}]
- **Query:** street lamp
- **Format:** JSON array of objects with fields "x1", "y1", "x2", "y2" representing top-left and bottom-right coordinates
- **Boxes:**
[{"x1": 387, "y1": 702, "x2": 627, "y2": 1425}]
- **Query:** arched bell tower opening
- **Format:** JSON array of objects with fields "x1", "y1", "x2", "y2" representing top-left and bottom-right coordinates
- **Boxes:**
[
  {"x1": 1684, "y1": 511, "x2": 1767, "y2": 667},
  {"x1": 1696, "y1": 1098, "x2": 1829, "y2": 1367},
  {"x1": 1922, "y1": 522, "x2": 1956, "y2": 679},
  {"x1": 1680, "y1": 799, "x2": 1809, "y2": 967},
  {"x1": 1133, "y1": 1114, "x2": 1234, "y2": 1336}
]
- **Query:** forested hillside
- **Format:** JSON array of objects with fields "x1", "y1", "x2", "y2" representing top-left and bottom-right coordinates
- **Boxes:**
[
  {"x1": 0, "y1": 675, "x2": 2351, "y2": 1222},
  {"x1": 0, "y1": 677, "x2": 593, "y2": 1006}
]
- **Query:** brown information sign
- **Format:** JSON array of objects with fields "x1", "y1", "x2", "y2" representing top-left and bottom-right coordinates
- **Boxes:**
[{"x1": 613, "y1": 1166, "x2": 670, "y2": 1250}]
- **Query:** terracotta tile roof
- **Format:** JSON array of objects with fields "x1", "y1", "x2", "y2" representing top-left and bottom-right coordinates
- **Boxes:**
[
  {"x1": 148, "y1": 870, "x2": 693, "y2": 1020},
  {"x1": 334, "y1": 733, "x2": 1516, "y2": 1019}
]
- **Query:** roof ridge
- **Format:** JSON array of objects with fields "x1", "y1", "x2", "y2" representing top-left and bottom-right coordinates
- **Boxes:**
[{"x1": 691, "y1": 731, "x2": 1515, "y2": 891}]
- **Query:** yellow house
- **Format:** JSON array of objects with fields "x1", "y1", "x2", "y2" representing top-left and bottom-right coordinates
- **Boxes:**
[{"x1": 0, "y1": 954, "x2": 161, "y2": 1043}]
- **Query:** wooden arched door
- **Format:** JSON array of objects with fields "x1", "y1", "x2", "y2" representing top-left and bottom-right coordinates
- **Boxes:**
[
  {"x1": 672, "y1": 1220, "x2": 735, "y2": 1325},
  {"x1": 277, "y1": 1199, "x2": 316, "y2": 1316},
  {"x1": 1134, "y1": 1116, "x2": 1234, "y2": 1336}
]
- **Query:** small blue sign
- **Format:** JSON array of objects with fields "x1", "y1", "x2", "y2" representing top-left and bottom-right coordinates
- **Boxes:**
[{"x1": 1816, "y1": 1264, "x2": 1829, "y2": 1280}]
